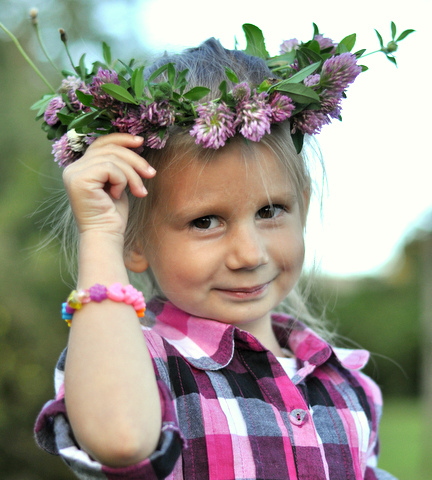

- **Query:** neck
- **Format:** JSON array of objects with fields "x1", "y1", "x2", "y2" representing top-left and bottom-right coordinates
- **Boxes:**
[{"x1": 239, "y1": 317, "x2": 285, "y2": 357}]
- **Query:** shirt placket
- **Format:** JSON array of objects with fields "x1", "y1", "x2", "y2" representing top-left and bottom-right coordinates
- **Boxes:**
[{"x1": 259, "y1": 355, "x2": 329, "y2": 480}]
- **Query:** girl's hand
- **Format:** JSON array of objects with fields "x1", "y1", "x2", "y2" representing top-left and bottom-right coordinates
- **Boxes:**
[{"x1": 62, "y1": 133, "x2": 155, "y2": 239}]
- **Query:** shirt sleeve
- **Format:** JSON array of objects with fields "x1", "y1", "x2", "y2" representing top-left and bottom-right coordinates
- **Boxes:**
[{"x1": 34, "y1": 349, "x2": 184, "y2": 480}]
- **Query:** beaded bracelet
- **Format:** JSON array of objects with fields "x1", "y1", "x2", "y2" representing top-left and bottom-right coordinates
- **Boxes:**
[{"x1": 62, "y1": 283, "x2": 146, "y2": 326}]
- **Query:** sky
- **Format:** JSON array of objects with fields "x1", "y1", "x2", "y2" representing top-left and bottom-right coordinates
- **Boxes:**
[
  {"x1": 5, "y1": 0, "x2": 430, "y2": 278},
  {"x1": 122, "y1": 0, "x2": 430, "y2": 278}
]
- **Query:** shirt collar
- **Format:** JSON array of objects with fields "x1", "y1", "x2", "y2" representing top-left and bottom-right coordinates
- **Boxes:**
[{"x1": 148, "y1": 299, "x2": 369, "y2": 373}]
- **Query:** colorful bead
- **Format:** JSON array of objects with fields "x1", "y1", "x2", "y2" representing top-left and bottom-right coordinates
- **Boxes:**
[
  {"x1": 61, "y1": 302, "x2": 73, "y2": 326},
  {"x1": 67, "y1": 290, "x2": 83, "y2": 310},
  {"x1": 88, "y1": 284, "x2": 108, "y2": 302},
  {"x1": 106, "y1": 282, "x2": 125, "y2": 302},
  {"x1": 62, "y1": 283, "x2": 145, "y2": 326}
]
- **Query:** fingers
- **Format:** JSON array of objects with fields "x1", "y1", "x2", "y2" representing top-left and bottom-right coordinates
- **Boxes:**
[
  {"x1": 87, "y1": 133, "x2": 144, "y2": 149},
  {"x1": 65, "y1": 134, "x2": 156, "y2": 199}
]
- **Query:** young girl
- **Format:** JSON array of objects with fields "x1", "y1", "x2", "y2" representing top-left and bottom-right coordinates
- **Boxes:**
[{"x1": 33, "y1": 29, "x2": 398, "y2": 480}]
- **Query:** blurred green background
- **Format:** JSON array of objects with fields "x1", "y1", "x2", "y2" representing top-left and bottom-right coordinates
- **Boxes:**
[{"x1": 0, "y1": 1, "x2": 430, "y2": 478}]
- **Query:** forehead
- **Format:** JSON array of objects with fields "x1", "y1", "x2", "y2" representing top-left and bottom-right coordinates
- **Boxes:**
[{"x1": 152, "y1": 142, "x2": 294, "y2": 209}]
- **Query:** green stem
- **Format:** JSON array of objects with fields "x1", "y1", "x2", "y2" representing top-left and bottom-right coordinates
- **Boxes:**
[
  {"x1": 360, "y1": 49, "x2": 383, "y2": 58},
  {"x1": 33, "y1": 22, "x2": 61, "y2": 74},
  {"x1": 0, "y1": 21, "x2": 55, "y2": 92},
  {"x1": 64, "y1": 43, "x2": 79, "y2": 76}
]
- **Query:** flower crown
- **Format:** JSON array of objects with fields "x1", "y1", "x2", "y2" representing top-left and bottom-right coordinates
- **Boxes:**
[{"x1": 1, "y1": 15, "x2": 414, "y2": 166}]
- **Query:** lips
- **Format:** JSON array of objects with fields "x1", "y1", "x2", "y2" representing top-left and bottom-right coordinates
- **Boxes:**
[{"x1": 215, "y1": 282, "x2": 270, "y2": 299}]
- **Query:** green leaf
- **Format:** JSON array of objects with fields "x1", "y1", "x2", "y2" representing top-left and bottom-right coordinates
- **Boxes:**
[
  {"x1": 30, "y1": 94, "x2": 56, "y2": 115},
  {"x1": 391, "y1": 21, "x2": 397, "y2": 40},
  {"x1": 242, "y1": 23, "x2": 269, "y2": 59},
  {"x1": 225, "y1": 67, "x2": 239, "y2": 84},
  {"x1": 101, "y1": 83, "x2": 138, "y2": 104},
  {"x1": 296, "y1": 47, "x2": 322, "y2": 69},
  {"x1": 56, "y1": 112, "x2": 75, "y2": 125},
  {"x1": 75, "y1": 90, "x2": 94, "y2": 107},
  {"x1": 148, "y1": 63, "x2": 171, "y2": 82},
  {"x1": 312, "y1": 23, "x2": 320, "y2": 37},
  {"x1": 155, "y1": 82, "x2": 173, "y2": 96},
  {"x1": 274, "y1": 83, "x2": 320, "y2": 104},
  {"x1": 61, "y1": 69, "x2": 76, "y2": 77},
  {"x1": 386, "y1": 54, "x2": 397, "y2": 66},
  {"x1": 291, "y1": 130, "x2": 304, "y2": 154},
  {"x1": 167, "y1": 63, "x2": 176, "y2": 85},
  {"x1": 397, "y1": 29, "x2": 415, "y2": 42},
  {"x1": 335, "y1": 43, "x2": 349, "y2": 54},
  {"x1": 266, "y1": 51, "x2": 297, "y2": 68},
  {"x1": 374, "y1": 29, "x2": 384, "y2": 49},
  {"x1": 102, "y1": 42, "x2": 112, "y2": 66},
  {"x1": 82, "y1": 118, "x2": 113, "y2": 133},
  {"x1": 354, "y1": 48, "x2": 366, "y2": 58},
  {"x1": 175, "y1": 68, "x2": 189, "y2": 91},
  {"x1": 132, "y1": 66, "x2": 145, "y2": 97},
  {"x1": 306, "y1": 40, "x2": 321, "y2": 54},
  {"x1": 118, "y1": 60, "x2": 134, "y2": 77},
  {"x1": 183, "y1": 86, "x2": 211, "y2": 101},
  {"x1": 337, "y1": 33, "x2": 356, "y2": 53},
  {"x1": 68, "y1": 110, "x2": 103, "y2": 130},
  {"x1": 117, "y1": 74, "x2": 131, "y2": 90},
  {"x1": 46, "y1": 124, "x2": 66, "y2": 141},
  {"x1": 283, "y1": 61, "x2": 321, "y2": 84},
  {"x1": 218, "y1": 80, "x2": 229, "y2": 102},
  {"x1": 78, "y1": 53, "x2": 87, "y2": 79}
]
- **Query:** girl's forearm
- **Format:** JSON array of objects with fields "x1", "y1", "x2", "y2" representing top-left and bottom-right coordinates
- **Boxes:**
[{"x1": 64, "y1": 231, "x2": 161, "y2": 467}]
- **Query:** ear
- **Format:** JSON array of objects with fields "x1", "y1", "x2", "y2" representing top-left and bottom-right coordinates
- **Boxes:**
[{"x1": 125, "y1": 248, "x2": 149, "y2": 273}]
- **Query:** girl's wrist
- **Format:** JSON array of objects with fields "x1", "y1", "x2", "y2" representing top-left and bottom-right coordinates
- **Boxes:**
[{"x1": 77, "y1": 231, "x2": 130, "y2": 287}]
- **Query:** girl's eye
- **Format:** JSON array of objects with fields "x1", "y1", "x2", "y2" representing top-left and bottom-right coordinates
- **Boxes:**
[
  {"x1": 257, "y1": 205, "x2": 284, "y2": 219},
  {"x1": 191, "y1": 215, "x2": 219, "y2": 230}
]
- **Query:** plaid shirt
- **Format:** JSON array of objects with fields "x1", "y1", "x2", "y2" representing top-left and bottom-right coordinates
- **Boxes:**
[{"x1": 35, "y1": 299, "x2": 396, "y2": 480}]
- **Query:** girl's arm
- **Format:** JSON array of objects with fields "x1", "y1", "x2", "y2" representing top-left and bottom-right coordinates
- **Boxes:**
[{"x1": 62, "y1": 134, "x2": 161, "y2": 467}]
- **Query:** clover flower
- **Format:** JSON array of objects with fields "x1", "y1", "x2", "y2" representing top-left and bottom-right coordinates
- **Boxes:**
[
  {"x1": 44, "y1": 96, "x2": 66, "y2": 126},
  {"x1": 280, "y1": 38, "x2": 299, "y2": 54},
  {"x1": 268, "y1": 93, "x2": 295, "y2": 122},
  {"x1": 231, "y1": 82, "x2": 251, "y2": 101},
  {"x1": 237, "y1": 92, "x2": 272, "y2": 142},
  {"x1": 304, "y1": 74, "x2": 321, "y2": 88},
  {"x1": 292, "y1": 110, "x2": 331, "y2": 136},
  {"x1": 66, "y1": 129, "x2": 88, "y2": 153},
  {"x1": 320, "y1": 94, "x2": 342, "y2": 119},
  {"x1": 320, "y1": 52, "x2": 362, "y2": 94},
  {"x1": 89, "y1": 68, "x2": 121, "y2": 108},
  {"x1": 51, "y1": 129, "x2": 89, "y2": 167},
  {"x1": 314, "y1": 34, "x2": 336, "y2": 52},
  {"x1": 52, "y1": 135, "x2": 76, "y2": 167},
  {"x1": 112, "y1": 107, "x2": 144, "y2": 136},
  {"x1": 59, "y1": 75, "x2": 88, "y2": 110},
  {"x1": 142, "y1": 101, "x2": 175, "y2": 127},
  {"x1": 190, "y1": 102, "x2": 237, "y2": 149},
  {"x1": 144, "y1": 129, "x2": 169, "y2": 149}
]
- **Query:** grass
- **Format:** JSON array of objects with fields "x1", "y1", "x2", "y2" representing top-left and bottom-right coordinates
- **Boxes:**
[{"x1": 378, "y1": 397, "x2": 426, "y2": 479}]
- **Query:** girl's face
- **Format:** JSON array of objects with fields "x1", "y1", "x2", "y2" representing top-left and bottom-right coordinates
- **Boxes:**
[{"x1": 132, "y1": 142, "x2": 307, "y2": 335}]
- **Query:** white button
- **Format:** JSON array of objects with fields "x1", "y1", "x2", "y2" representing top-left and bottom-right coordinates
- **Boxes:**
[{"x1": 289, "y1": 409, "x2": 308, "y2": 425}]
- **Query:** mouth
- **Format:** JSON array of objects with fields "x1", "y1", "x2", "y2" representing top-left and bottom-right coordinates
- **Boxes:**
[{"x1": 215, "y1": 282, "x2": 270, "y2": 299}]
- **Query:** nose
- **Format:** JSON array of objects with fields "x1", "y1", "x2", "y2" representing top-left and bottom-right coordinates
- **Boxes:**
[{"x1": 225, "y1": 223, "x2": 269, "y2": 271}]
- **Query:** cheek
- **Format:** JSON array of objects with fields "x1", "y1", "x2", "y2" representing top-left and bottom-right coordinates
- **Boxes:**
[
  {"x1": 144, "y1": 236, "x2": 201, "y2": 291},
  {"x1": 273, "y1": 228, "x2": 305, "y2": 268}
]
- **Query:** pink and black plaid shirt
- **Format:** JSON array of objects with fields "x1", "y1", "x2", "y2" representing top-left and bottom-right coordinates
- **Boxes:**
[{"x1": 35, "y1": 299, "x2": 396, "y2": 479}]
